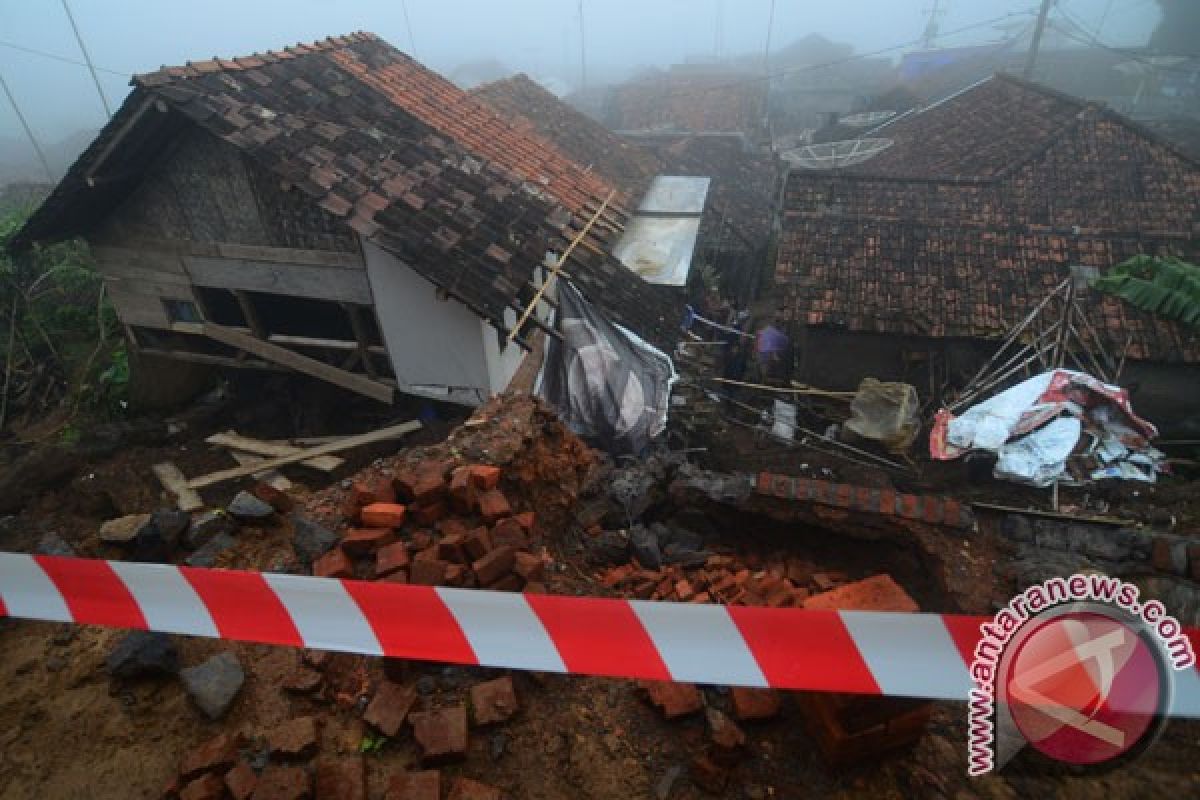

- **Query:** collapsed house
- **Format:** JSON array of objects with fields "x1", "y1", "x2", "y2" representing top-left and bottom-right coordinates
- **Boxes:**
[
  {"x1": 776, "y1": 74, "x2": 1200, "y2": 424},
  {"x1": 9, "y1": 33, "x2": 692, "y2": 407}
]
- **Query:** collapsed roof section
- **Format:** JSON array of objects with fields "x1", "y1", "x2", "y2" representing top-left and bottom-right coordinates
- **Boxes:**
[{"x1": 13, "y1": 32, "x2": 681, "y2": 348}]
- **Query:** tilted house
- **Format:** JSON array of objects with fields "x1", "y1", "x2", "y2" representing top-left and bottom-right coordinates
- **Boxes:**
[
  {"x1": 776, "y1": 75, "x2": 1200, "y2": 422},
  {"x1": 11, "y1": 33, "x2": 680, "y2": 407}
]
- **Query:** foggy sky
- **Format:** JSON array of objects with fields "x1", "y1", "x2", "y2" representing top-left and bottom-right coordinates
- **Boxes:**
[{"x1": 0, "y1": 0, "x2": 1162, "y2": 149}]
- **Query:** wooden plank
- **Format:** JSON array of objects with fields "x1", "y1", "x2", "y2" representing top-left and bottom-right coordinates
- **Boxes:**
[
  {"x1": 206, "y1": 430, "x2": 344, "y2": 472},
  {"x1": 233, "y1": 290, "x2": 265, "y2": 337},
  {"x1": 228, "y1": 451, "x2": 293, "y2": 490},
  {"x1": 184, "y1": 256, "x2": 373, "y2": 304},
  {"x1": 92, "y1": 245, "x2": 189, "y2": 274},
  {"x1": 152, "y1": 462, "x2": 204, "y2": 511},
  {"x1": 200, "y1": 322, "x2": 395, "y2": 404},
  {"x1": 187, "y1": 420, "x2": 422, "y2": 489},
  {"x1": 214, "y1": 242, "x2": 363, "y2": 269},
  {"x1": 137, "y1": 347, "x2": 286, "y2": 371},
  {"x1": 103, "y1": 273, "x2": 197, "y2": 301},
  {"x1": 95, "y1": 263, "x2": 193, "y2": 287},
  {"x1": 107, "y1": 286, "x2": 171, "y2": 328}
]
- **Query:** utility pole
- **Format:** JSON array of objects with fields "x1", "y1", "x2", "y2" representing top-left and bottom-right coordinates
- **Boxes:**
[
  {"x1": 922, "y1": 0, "x2": 943, "y2": 50},
  {"x1": 0, "y1": 69, "x2": 53, "y2": 181},
  {"x1": 577, "y1": 0, "x2": 587, "y2": 90},
  {"x1": 763, "y1": 0, "x2": 776, "y2": 135},
  {"x1": 60, "y1": 0, "x2": 111, "y2": 118},
  {"x1": 1023, "y1": 0, "x2": 1055, "y2": 80}
]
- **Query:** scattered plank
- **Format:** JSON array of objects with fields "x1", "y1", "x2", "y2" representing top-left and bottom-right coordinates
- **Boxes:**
[
  {"x1": 228, "y1": 451, "x2": 293, "y2": 490},
  {"x1": 206, "y1": 431, "x2": 344, "y2": 472},
  {"x1": 969, "y1": 501, "x2": 1137, "y2": 528},
  {"x1": 187, "y1": 420, "x2": 422, "y2": 490},
  {"x1": 151, "y1": 462, "x2": 204, "y2": 512}
]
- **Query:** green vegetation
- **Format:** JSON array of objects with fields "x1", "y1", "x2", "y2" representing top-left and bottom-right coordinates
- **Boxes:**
[
  {"x1": 1092, "y1": 254, "x2": 1200, "y2": 329},
  {"x1": 1, "y1": 205, "x2": 126, "y2": 433}
]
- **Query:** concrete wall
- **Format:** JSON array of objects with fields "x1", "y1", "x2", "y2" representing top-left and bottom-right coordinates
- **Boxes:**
[{"x1": 363, "y1": 241, "x2": 528, "y2": 407}]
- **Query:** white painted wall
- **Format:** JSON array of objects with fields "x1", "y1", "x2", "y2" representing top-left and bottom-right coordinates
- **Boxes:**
[{"x1": 362, "y1": 241, "x2": 532, "y2": 406}]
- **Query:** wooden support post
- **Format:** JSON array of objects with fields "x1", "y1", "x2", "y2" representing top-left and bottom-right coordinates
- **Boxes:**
[
  {"x1": 342, "y1": 303, "x2": 379, "y2": 379},
  {"x1": 233, "y1": 290, "x2": 266, "y2": 338}
]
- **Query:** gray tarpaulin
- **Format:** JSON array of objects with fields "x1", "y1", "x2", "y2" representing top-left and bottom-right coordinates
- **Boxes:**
[{"x1": 536, "y1": 281, "x2": 676, "y2": 455}]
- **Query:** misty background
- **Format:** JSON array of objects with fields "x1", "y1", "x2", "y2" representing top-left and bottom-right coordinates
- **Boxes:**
[{"x1": 0, "y1": 1, "x2": 1176, "y2": 182}]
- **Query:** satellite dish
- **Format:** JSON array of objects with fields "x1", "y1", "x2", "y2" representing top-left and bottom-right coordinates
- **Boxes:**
[
  {"x1": 839, "y1": 110, "x2": 897, "y2": 128},
  {"x1": 783, "y1": 138, "x2": 894, "y2": 169}
]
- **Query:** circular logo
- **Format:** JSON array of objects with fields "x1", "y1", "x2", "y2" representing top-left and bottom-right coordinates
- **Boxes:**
[{"x1": 1000, "y1": 609, "x2": 1167, "y2": 766}]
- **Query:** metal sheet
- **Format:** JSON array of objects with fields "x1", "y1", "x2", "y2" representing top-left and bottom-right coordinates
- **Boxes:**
[
  {"x1": 612, "y1": 216, "x2": 702, "y2": 287},
  {"x1": 636, "y1": 175, "x2": 711, "y2": 214}
]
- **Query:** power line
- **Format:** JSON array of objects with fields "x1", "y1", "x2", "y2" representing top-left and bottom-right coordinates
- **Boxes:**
[
  {"x1": 577, "y1": 0, "x2": 587, "y2": 90},
  {"x1": 0, "y1": 68, "x2": 53, "y2": 181},
  {"x1": 60, "y1": 0, "x2": 111, "y2": 118},
  {"x1": 399, "y1": 0, "x2": 418, "y2": 59},
  {"x1": 0, "y1": 39, "x2": 126, "y2": 76},
  {"x1": 1055, "y1": 6, "x2": 1198, "y2": 76},
  {"x1": 1023, "y1": 0, "x2": 1055, "y2": 79}
]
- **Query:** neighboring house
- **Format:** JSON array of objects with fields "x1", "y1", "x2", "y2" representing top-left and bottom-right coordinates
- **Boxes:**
[
  {"x1": 776, "y1": 74, "x2": 1200, "y2": 423},
  {"x1": 10, "y1": 33, "x2": 682, "y2": 407},
  {"x1": 473, "y1": 75, "x2": 780, "y2": 303}
]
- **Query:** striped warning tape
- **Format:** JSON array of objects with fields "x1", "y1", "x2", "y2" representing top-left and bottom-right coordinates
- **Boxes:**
[{"x1": 2, "y1": 553, "x2": 1198, "y2": 717}]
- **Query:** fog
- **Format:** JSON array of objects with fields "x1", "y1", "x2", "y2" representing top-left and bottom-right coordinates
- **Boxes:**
[{"x1": 0, "y1": 0, "x2": 1162, "y2": 171}]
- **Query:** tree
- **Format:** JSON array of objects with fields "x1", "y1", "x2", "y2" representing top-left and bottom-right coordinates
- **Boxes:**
[
  {"x1": 1150, "y1": 1, "x2": 1200, "y2": 56},
  {"x1": 1092, "y1": 255, "x2": 1200, "y2": 328}
]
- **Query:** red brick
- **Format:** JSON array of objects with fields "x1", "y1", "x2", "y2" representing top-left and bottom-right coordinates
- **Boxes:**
[
  {"x1": 476, "y1": 489, "x2": 511, "y2": 523},
  {"x1": 225, "y1": 763, "x2": 257, "y2": 800},
  {"x1": 513, "y1": 511, "x2": 535, "y2": 534},
  {"x1": 343, "y1": 481, "x2": 379, "y2": 517},
  {"x1": 341, "y1": 527, "x2": 396, "y2": 555},
  {"x1": 834, "y1": 484, "x2": 854, "y2": 508},
  {"x1": 1152, "y1": 537, "x2": 1173, "y2": 572},
  {"x1": 641, "y1": 680, "x2": 702, "y2": 719},
  {"x1": 386, "y1": 770, "x2": 440, "y2": 800},
  {"x1": 922, "y1": 498, "x2": 944, "y2": 524},
  {"x1": 462, "y1": 527, "x2": 493, "y2": 561},
  {"x1": 943, "y1": 498, "x2": 963, "y2": 528},
  {"x1": 898, "y1": 494, "x2": 920, "y2": 520},
  {"x1": 314, "y1": 757, "x2": 365, "y2": 800},
  {"x1": 706, "y1": 708, "x2": 745, "y2": 765},
  {"x1": 413, "y1": 545, "x2": 441, "y2": 563},
  {"x1": 409, "y1": 559, "x2": 449, "y2": 586},
  {"x1": 513, "y1": 551, "x2": 544, "y2": 580},
  {"x1": 409, "y1": 706, "x2": 469, "y2": 764},
  {"x1": 409, "y1": 531, "x2": 434, "y2": 550},
  {"x1": 471, "y1": 546, "x2": 516, "y2": 585},
  {"x1": 448, "y1": 467, "x2": 475, "y2": 513},
  {"x1": 181, "y1": 732, "x2": 241, "y2": 780},
  {"x1": 437, "y1": 533, "x2": 467, "y2": 563},
  {"x1": 755, "y1": 472, "x2": 773, "y2": 494},
  {"x1": 470, "y1": 676, "x2": 519, "y2": 725},
  {"x1": 447, "y1": 777, "x2": 502, "y2": 800},
  {"x1": 268, "y1": 716, "x2": 319, "y2": 760},
  {"x1": 487, "y1": 573, "x2": 524, "y2": 592},
  {"x1": 411, "y1": 470, "x2": 447, "y2": 506},
  {"x1": 254, "y1": 765, "x2": 311, "y2": 800},
  {"x1": 437, "y1": 518, "x2": 470, "y2": 538},
  {"x1": 468, "y1": 465, "x2": 501, "y2": 490},
  {"x1": 364, "y1": 680, "x2": 417, "y2": 737},
  {"x1": 376, "y1": 541, "x2": 411, "y2": 577},
  {"x1": 380, "y1": 570, "x2": 408, "y2": 584},
  {"x1": 313, "y1": 548, "x2": 352, "y2": 579},
  {"x1": 282, "y1": 665, "x2": 324, "y2": 694},
  {"x1": 730, "y1": 687, "x2": 782, "y2": 721},
  {"x1": 360, "y1": 503, "x2": 407, "y2": 528},
  {"x1": 179, "y1": 773, "x2": 225, "y2": 800},
  {"x1": 675, "y1": 579, "x2": 694, "y2": 601},
  {"x1": 393, "y1": 470, "x2": 419, "y2": 503},
  {"x1": 409, "y1": 502, "x2": 447, "y2": 526},
  {"x1": 803, "y1": 574, "x2": 919, "y2": 613},
  {"x1": 489, "y1": 518, "x2": 526, "y2": 549},
  {"x1": 162, "y1": 775, "x2": 181, "y2": 800},
  {"x1": 253, "y1": 482, "x2": 295, "y2": 512},
  {"x1": 690, "y1": 755, "x2": 728, "y2": 793}
]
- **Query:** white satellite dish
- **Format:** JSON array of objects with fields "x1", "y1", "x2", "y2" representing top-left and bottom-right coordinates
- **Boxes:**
[
  {"x1": 839, "y1": 110, "x2": 897, "y2": 128},
  {"x1": 783, "y1": 138, "x2": 894, "y2": 170}
]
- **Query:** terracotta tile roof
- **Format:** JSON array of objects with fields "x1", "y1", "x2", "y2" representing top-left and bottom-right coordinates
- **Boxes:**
[
  {"x1": 777, "y1": 75, "x2": 1200, "y2": 363},
  {"x1": 607, "y1": 68, "x2": 767, "y2": 138},
  {"x1": 15, "y1": 33, "x2": 679, "y2": 347}
]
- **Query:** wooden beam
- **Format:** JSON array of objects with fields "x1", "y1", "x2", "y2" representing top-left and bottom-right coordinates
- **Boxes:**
[
  {"x1": 137, "y1": 346, "x2": 286, "y2": 372},
  {"x1": 227, "y1": 451, "x2": 293, "y2": 490},
  {"x1": 343, "y1": 302, "x2": 379, "y2": 379},
  {"x1": 233, "y1": 290, "x2": 266, "y2": 338},
  {"x1": 187, "y1": 420, "x2": 422, "y2": 489},
  {"x1": 185, "y1": 257, "x2": 373, "y2": 304},
  {"x1": 86, "y1": 94, "x2": 159, "y2": 187},
  {"x1": 205, "y1": 430, "x2": 345, "y2": 471},
  {"x1": 200, "y1": 322, "x2": 395, "y2": 404},
  {"x1": 151, "y1": 462, "x2": 204, "y2": 511}
]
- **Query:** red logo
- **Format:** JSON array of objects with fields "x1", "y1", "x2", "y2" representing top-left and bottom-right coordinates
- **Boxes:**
[{"x1": 1000, "y1": 610, "x2": 1164, "y2": 765}]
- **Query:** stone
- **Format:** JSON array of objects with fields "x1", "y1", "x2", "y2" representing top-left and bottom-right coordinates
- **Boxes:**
[
  {"x1": 253, "y1": 765, "x2": 311, "y2": 800},
  {"x1": 187, "y1": 510, "x2": 237, "y2": 549},
  {"x1": 705, "y1": 708, "x2": 745, "y2": 765},
  {"x1": 364, "y1": 681, "x2": 417, "y2": 737},
  {"x1": 252, "y1": 482, "x2": 295, "y2": 512},
  {"x1": 227, "y1": 490, "x2": 275, "y2": 521},
  {"x1": 489, "y1": 731, "x2": 507, "y2": 761},
  {"x1": 107, "y1": 630, "x2": 178, "y2": 679},
  {"x1": 35, "y1": 531, "x2": 75, "y2": 557},
  {"x1": 130, "y1": 520, "x2": 171, "y2": 563},
  {"x1": 409, "y1": 706, "x2": 469, "y2": 764},
  {"x1": 314, "y1": 757, "x2": 365, "y2": 800},
  {"x1": 469, "y1": 676, "x2": 519, "y2": 725},
  {"x1": 360, "y1": 503, "x2": 407, "y2": 528},
  {"x1": 224, "y1": 762, "x2": 257, "y2": 800},
  {"x1": 447, "y1": 777, "x2": 502, "y2": 800},
  {"x1": 690, "y1": 755, "x2": 728, "y2": 794},
  {"x1": 1000, "y1": 514, "x2": 1033, "y2": 543},
  {"x1": 1189, "y1": 544, "x2": 1200, "y2": 583},
  {"x1": 630, "y1": 525, "x2": 662, "y2": 569},
  {"x1": 179, "y1": 772, "x2": 225, "y2": 800},
  {"x1": 269, "y1": 716, "x2": 320, "y2": 760},
  {"x1": 313, "y1": 548, "x2": 352, "y2": 579},
  {"x1": 476, "y1": 490, "x2": 511, "y2": 523},
  {"x1": 180, "y1": 651, "x2": 245, "y2": 720},
  {"x1": 462, "y1": 527, "x2": 493, "y2": 561},
  {"x1": 585, "y1": 530, "x2": 628, "y2": 566},
  {"x1": 180, "y1": 732, "x2": 241, "y2": 780},
  {"x1": 472, "y1": 546, "x2": 516, "y2": 586},
  {"x1": 641, "y1": 681, "x2": 703, "y2": 719},
  {"x1": 489, "y1": 518, "x2": 527, "y2": 550},
  {"x1": 292, "y1": 514, "x2": 339, "y2": 564},
  {"x1": 185, "y1": 533, "x2": 236, "y2": 568},
  {"x1": 386, "y1": 770, "x2": 440, "y2": 800},
  {"x1": 655, "y1": 764, "x2": 683, "y2": 800},
  {"x1": 152, "y1": 508, "x2": 192, "y2": 544},
  {"x1": 99, "y1": 513, "x2": 152, "y2": 544},
  {"x1": 730, "y1": 688, "x2": 781, "y2": 721}
]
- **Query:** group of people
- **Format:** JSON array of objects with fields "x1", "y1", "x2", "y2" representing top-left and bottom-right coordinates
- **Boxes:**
[{"x1": 687, "y1": 290, "x2": 791, "y2": 386}]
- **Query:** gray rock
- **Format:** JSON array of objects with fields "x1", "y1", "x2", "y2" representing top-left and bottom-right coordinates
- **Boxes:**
[
  {"x1": 489, "y1": 731, "x2": 508, "y2": 761},
  {"x1": 227, "y1": 491, "x2": 274, "y2": 521},
  {"x1": 1076, "y1": 526, "x2": 1132, "y2": 563},
  {"x1": 180, "y1": 651, "x2": 245, "y2": 720},
  {"x1": 1033, "y1": 521, "x2": 1068, "y2": 551},
  {"x1": 586, "y1": 530, "x2": 629, "y2": 566},
  {"x1": 99, "y1": 513, "x2": 152, "y2": 544},
  {"x1": 416, "y1": 675, "x2": 437, "y2": 696},
  {"x1": 36, "y1": 532, "x2": 75, "y2": 557},
  {"x1": 187, "y1": 510, "x2": 237, "y2": 549},
  {"x1": 130, "y1": 520, "x2": 171, "y2": 564},
  {"x1": 1000, "y1": 515, "x2": 1033, "y2": 543},
  {"x1": 150, "y1": 509, "x2": 191, "y2": 546},
  {"x1": 630, "y1": 525, "x2": 662, "y2": 569},
  {"x1": 107, "y1": 631, "x2": 179, "y2": 679},
  {"x1": 656, "y1": 764, "x2": 683, "y2": 800},
  {"x1": 186, "y1": 533, "x2": 236, "y2": 568},
  {"x1": 291, "y1": 514, "x2": 338, "y2": 564}
]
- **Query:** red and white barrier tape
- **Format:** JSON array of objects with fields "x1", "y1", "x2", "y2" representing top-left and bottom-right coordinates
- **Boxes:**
[{"x1": 2, "y1": 553, "x2": 1198, "y2": 717}]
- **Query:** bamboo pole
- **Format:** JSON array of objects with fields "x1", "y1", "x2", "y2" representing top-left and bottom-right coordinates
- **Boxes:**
[{"x1": 711, "y1": 376, "x2": 855, "y2": 399}]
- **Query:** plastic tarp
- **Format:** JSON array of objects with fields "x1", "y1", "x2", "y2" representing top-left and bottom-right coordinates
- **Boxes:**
[
  {"x1": 844, "y1": 378, "x2": 920, "y2": 454},
  {"x1": 536, "y1": 281, "x2": 677, "y2": 455},
  {"x1": 930, "y1": 369, "x2": 1164, "y2": 486}
]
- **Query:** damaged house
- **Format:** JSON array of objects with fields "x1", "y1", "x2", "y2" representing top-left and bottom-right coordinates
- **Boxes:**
[
  {"x1": 10, "y1": 33, "x2": 688, "y2": 407},
  {"x1": 777, "y1": 74, "x2": 1200, "y2": 424}
]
